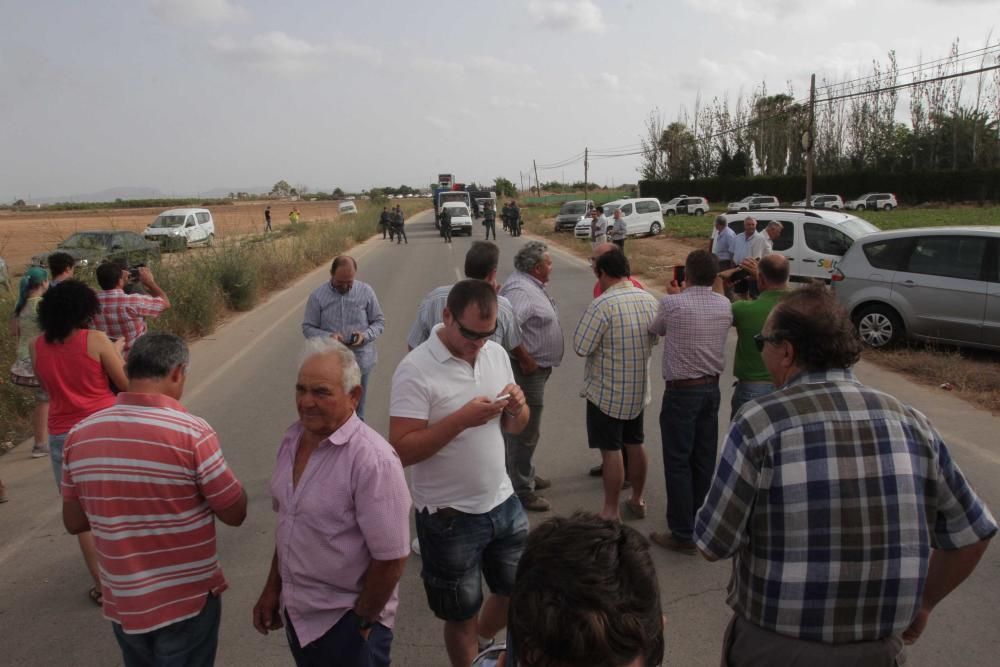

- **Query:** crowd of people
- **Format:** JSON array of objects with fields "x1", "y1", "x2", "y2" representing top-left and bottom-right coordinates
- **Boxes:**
[{"x1": 3, "y1": 220, "x2": 997, "y2": 667}]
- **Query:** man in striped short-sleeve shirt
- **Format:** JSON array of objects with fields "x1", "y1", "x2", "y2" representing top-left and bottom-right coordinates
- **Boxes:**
[{"x1": 62, "y1": 333, "x2": 247, "y2": 666}]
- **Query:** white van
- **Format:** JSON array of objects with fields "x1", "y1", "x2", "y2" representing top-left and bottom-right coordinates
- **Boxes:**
[
  {"x1": 720, "y1": 209, "x2": 879, "y2": 282},
  {"x1": 338, "y1": 201, "x2": 358, "y2": 215},
  {"x1": 144, "y1": 208, "x2": 215, "y2": 250},
  {"x1": 574, "y1": 198, "x2": 664, "y2": 239}
]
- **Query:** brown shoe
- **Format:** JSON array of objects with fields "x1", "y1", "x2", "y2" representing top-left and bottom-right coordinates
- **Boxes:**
[
  {"x1": 533, "y1": 475, "x2": 551, "y2": 490},
  {"x1": 623, "y1": 499, "x2": 646, "y2": 520},
  {"x1": 649, "y1": 531, "x2": 695, "y2": 555},
  {"x1": 518, "y1": 492, "x2": 551, "y2": 512}
]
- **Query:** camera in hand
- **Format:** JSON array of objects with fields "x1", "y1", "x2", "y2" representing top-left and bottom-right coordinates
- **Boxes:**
[
  {"x1": 128, "y1": 263, "x2": 147, "y2": 282},
  {"x1": 730, "y1": 268, "x2": 750, "y2": 282},
  {"x1": 348, "y1": 333, "x2": 361, "y2": 345}
]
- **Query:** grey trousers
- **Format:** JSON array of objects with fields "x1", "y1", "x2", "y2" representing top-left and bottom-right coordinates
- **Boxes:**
[
  {"x1": 722, "y1": 614, "x2": 906, "y2": 667},
  {"x1": 503, "y1": 364, "x2": 552, "y2": 497}
]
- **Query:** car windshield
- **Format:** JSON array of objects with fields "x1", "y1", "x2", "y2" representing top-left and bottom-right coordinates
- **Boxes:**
[
  {"x1": 60, "y1": 233, "x2": 111, "y2": 250},
  {"x1": 560, "y1": 202, "x2": 588, "y2": 215},
  {"x1": 738, "y1": 196, "x2": 754, "y2": 203},
  {"x1": 838, "y1": 218, "x2": 880, "y2": 238},
  {"x1": 665, "y1": 198, "x2": 682, "y2": 205},
  {"x1": 447, "y1": 206, "x2": 470, "y2": 217},
  {"x1": 150, "y1": 215, "x2": 186, "y2": 228},
  {"x1": 601, "y1": 204, "x2": 621, "y2": 216},
  {"x1": 854, "y1": 193, "x2": 875, "y2": 200}
]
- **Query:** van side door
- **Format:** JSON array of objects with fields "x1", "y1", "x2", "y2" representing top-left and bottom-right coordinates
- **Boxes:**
[{"x1": 802, "y1": 222, "x2": 853, "y2": 282}]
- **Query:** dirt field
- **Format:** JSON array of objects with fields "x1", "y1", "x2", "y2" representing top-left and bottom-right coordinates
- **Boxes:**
[{"x1": 0, "y1": 200, "x2": 344, "y2": 275}]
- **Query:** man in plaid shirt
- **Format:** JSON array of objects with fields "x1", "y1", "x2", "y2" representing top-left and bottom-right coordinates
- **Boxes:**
[
  {"x1": 573, "y1": 249, "x2": 659, "y2": 521},
  {"x1": 93, "y1": 262, "x2": 170, "y2": 358},
  {"x1": 695, "y1": 283, "x2": 996, "y2": 666}
]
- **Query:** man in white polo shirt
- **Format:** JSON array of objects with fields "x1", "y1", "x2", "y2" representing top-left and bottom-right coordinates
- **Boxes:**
[{"x1": 390, "y1": 279, "x2": 530, "y2": 667}]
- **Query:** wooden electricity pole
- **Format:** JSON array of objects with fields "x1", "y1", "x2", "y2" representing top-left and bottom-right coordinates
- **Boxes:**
[
  {"x1": 533, "y1": 160, "x2": 541, "y2": 197},
  {"x1": 584, "y1": 147, "x2": 589, "y2": 201}
]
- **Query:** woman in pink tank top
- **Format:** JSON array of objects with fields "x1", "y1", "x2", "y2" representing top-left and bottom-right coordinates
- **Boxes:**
[{"x1": 31, "y1": 279, "x2": 128, "y2": 607}]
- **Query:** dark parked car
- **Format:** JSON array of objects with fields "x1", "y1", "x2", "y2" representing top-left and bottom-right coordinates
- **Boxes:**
[{"x1": 31, "y1": 230, "x2": 161, "y2": 269}]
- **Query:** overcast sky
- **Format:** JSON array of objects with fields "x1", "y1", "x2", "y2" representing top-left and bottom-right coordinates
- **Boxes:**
[{"x1": 2, "y1": 0, "x2": 997, "y2": 200}]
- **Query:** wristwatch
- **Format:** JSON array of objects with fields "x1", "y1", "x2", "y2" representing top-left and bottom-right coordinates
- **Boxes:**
[{"x1": 358, "y1": 617, "x2": 375, "y2": 631}]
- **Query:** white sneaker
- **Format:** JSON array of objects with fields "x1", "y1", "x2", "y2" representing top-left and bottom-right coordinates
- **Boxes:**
[
  {"x1": 411, "y1": 538, "x2": 421, "y2": 556},
  {"x1": 31, "y1": 443, "x2": 50, "y2": 458}
]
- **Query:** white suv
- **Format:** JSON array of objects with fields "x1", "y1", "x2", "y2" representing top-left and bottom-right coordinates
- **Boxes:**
[
  {"x1": 575, "y1": 198, "x2": 663, "y2": 239},
  {"x1": 845, "y1": 192, "x2": 897, "y2": 211},
  {"x1": 791, "y1": 193, "x2": 844, "y2": 209},
  {"x1": 727, "y1": 194, "x2": 780, "y2": 213},
  {"x1": 144, "y1": 208, "x2": 216, "y2": 250},
  {"x1": 661, "y1": 196, "x2": 709, "y2": 216}
]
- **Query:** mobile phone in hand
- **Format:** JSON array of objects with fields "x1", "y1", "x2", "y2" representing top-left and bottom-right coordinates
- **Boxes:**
[
  {"x1": 494, "y1": 393, "x2": 511, "y2": 403},
  {"x1": 673, "y1": 265, "x2": 686, "y2": 285}
]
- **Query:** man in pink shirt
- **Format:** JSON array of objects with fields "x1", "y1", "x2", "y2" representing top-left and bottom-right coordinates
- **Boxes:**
[{"x1": 253, "y1": 338, "x2": 411, "y2": 667}]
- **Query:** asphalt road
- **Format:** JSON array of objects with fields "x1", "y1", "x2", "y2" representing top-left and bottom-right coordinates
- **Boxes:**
[{"x1": 1, "y1": 209, "x2": 998, "y2": 665}]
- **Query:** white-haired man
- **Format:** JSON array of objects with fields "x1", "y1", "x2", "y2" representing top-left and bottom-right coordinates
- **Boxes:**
[{"x1": 253, "y1": 338, "x2": 411, "y2": 667}]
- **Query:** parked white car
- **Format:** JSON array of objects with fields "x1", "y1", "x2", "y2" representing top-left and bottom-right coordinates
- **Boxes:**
[
  {"x1": 574, "y1": 198, "x2": 663, "y2": 239},
  {"x1": 845, "y1": 192, "x2": 897, "y2": 211},
  {"x1": 338, "y1": 201, "x2": 358, "y2": 214},
  {"x1": 143, "y1": 208, "x2": 215, "y2": 250},
  {"x1": 727, "y1": 194, "x2": 780, "y2": 213},
  {"x1": 791, "y1": 194, "x2": 844, "y2": 209},
  {"x1": 443, "y1": 202, "x2": 473, "y2": 236},
  {"x1": 0, "y1": 255, "x2": 9, "y2": 290},
  {"x1": 661, "y1": 195, "x2": 709, "y2": 216},
  {"x1": 720, "y1": 209, "x2": 879, "y2": 282}
]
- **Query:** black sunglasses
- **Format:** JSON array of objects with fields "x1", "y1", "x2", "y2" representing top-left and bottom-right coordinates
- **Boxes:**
[
  {"x1": 456, "y1": 318, "x2": 497, "y2": 341},
  {"x1": 753, "y1": 333, "x2": 786, "y2": 353}
]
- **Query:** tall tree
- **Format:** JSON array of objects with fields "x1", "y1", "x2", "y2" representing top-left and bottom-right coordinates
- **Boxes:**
[
  {"x1": 639, "y1": 109, "x2": 669, "y2": 180},
  {"x1": 658, "y1": 121, "x2": 697, "y2": 180}
]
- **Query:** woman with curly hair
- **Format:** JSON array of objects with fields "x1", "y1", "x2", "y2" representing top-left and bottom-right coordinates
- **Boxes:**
[
  {"x1": 10, "y1": 266, "x2": 51, "y2": 458},
  {"x1": 30, "y1": 279, "x2": 128, "y2": 607}
]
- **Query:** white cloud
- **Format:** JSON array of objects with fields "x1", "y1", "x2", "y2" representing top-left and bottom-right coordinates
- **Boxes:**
[
  {"x1": 527, "y1": 0, "x2": 605, "y2": 33},
  {"x1": 684, "y1": 0, "x2": 856, "y2": 23},
  {"x1": 599, "y1": 72, "x2": 620, "y2": 88},
  {"x1": 412, "y1": 57, "x2": 465, "y2": 79},
  {"x1": 150, "y1": 0, "x2": 248, "y2": 24},
  {"x1": 424, "y1": 115, "x2": 452, "y2": 130},
  {"x1": 331, "y1": 37, "x2": 383, "y2": 66},
  {"x1": 210, "y1": 31, "x2": 328, "y2": 75},
  {"x1": 488, "y1": 96, "x2": 540, "y2": 110}
]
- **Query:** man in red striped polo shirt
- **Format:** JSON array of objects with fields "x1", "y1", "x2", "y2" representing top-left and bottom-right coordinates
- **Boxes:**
[{"x1": 61, "y1": 333, "x2": 247, "y2": 667}]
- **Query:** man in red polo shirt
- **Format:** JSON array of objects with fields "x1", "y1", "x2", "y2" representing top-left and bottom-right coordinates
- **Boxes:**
[
  {"x1": 93, "y1": 262, "x2": 170, "y2": 358},
  {"x1": 61, "y1": 333, "x2": 247, "y2": 666}
]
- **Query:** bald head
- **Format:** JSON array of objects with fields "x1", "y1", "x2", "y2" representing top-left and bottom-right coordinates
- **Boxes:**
[{"x1": 758, "y1": 253, "x2": 790, "y2": 289}]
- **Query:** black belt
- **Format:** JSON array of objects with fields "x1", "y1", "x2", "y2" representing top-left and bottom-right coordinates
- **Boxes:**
[{"x1": 664, "y1": 375, "x2": 719, "y2": 389}]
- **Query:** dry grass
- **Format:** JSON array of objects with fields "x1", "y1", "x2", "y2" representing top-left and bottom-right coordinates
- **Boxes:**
[{"x1": 864, "y1": 345, "x2": 1000, "y2": 414}]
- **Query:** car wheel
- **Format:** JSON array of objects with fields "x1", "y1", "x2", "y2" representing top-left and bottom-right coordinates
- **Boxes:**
[
  {"x1": 883, "y1": 204, "x2": 894, "y2": 211},
  {"x1": 649, "y1": 222, "x2": 662, "y2": 235},
  {"x1": 854, "y1": 305, "x2": 903, "y2": 348},
  {"x1": 665, "y1": 210, "x2": 675, "y2": 217},
  {"x1": 694, "y1": 208, "x2": 704, "y2": 216}
]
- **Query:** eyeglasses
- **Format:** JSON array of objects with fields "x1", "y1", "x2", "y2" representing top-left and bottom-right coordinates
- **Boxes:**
[
  {"x1": 456, "y1": 318, "x2": 497, "y2": 341},
  {"x1": 753, "y1": 333, "x2": 786, "y2": 352}
]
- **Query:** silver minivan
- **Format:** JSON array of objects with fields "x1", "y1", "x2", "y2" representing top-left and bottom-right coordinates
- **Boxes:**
[{"x1": 833, "y1": 227, "x2": 1000, "y2": 350}]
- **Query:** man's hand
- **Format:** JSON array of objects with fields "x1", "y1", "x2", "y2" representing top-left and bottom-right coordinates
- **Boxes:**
[
  {"x1": 252, "y1": 585, "x2": 284, "y2": 635},
  {"x1": 666, "y1": 280, "x2": 683, "y2": 295},
  {"x1": 137, "y1": 266, "x2": 157, "y2": 288},
  {"x1": 902, "y1": 607, "x2": 930, "y2": 645},
  {"x1": 349, "y1": 331, "x2": 365, "y2": 347},
  {"x1": 498, "y1": 383, "x2": 526, "y2": 417},
  {"x1": 459, "y1": 396, "x2": 507, "y2": 428},
  {"x1": 518, "y1": 356, "x2": 539, "y2": 376},
  {"x1": 739, "y1": 257, "x2": 759, "y2": 278}
]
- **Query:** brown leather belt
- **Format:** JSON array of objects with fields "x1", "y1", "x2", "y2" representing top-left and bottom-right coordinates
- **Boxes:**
[{"x1": 664, "y1": 375, "x2": 719, "y2": 389}]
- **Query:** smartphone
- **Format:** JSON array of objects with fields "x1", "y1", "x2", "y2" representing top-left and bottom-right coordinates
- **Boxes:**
[
  {"x1": 494, "y1": 393, "x2": 511, "y2": 402},
  {"x1": 348, "y1": 333, "x2": 361, "y2": 345},
  {"x1": 730, "y1": 268, "x2": 749, "y2": 282},
  {"x1": 673, "y1": 265, "x2": 686, "y2": 285}
]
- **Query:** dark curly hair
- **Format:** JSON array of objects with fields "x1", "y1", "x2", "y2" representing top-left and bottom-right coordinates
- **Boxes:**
[
  {"x1": 770, "y1": 282, "x2": 862, "y2": 371},
  {"x1": 37, "y1": 279, "x2": 100, "y2": 343},
  {"x1": 509, "y1": 512, "x2": 664, "y2": 667}
]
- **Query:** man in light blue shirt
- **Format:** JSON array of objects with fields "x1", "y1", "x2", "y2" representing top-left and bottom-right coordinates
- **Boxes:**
[
  {"x1": 711, "y1": 216, "x2": 737, "y2": 269},
  {"x1": 302, "y1": 255, "x2": 385, "y2": 420}
]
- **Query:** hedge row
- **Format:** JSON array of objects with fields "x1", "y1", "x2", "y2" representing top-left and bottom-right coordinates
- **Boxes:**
[{"x1": 639, "y1": 168, "x2": 1000, "y2": 206}]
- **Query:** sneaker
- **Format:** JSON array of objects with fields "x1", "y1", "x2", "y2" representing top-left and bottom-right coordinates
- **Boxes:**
[
  {"x1": 589, "y1": 464, "x2": 603, "y2": 477},
  {"x1": 649, "y1": 531, "x2": 696, "y2": 555},
  {"x1": 411, "y1": 538, "x2": 421, "y2": 556},
  {"x1": 518, "y1": 492, "x2": 551, "y2": 512},
  {"x1": 533, "y1": 475, "x2": 551, "y2": 490},
  {"x1": 31, "y1": 443, "x2": 50, "y2": 459}
]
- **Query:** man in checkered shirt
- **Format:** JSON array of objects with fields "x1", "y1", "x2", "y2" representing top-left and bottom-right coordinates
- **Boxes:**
[
  {"x1": 573, "y1": 249, "x2": 659, "y2": 521},
  {"x1": 93, "y1": 262, "x2": 170, "y2": 358},
  {"x1": 695, "y1": 283, "x2": 996, "y2": 666}
]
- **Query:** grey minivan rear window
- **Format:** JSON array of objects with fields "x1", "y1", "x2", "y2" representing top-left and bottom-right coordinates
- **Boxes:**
[{"x1": 862, "y1": 238, "x2": 911, "y2": 270}]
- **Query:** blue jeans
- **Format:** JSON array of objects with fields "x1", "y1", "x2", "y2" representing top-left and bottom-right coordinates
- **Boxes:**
[
  {"x1": 48, "y1": 432, "x2": 68, "y2": 492},
  {"x1": 113, "y1": 593, "x2": 221, "y2": 667},
  {"x1": 659, "y1": 385, "x2": 721, "y2": 542},
  {"x1": 285, "y1": 610, "x2": 392, "y2": 667},
  {"x1": 415, "y1": 495, "x2": 528, "y2": 622},
  {"x1": 730, "y1": 381, "x2": 774, "y2": 421}
]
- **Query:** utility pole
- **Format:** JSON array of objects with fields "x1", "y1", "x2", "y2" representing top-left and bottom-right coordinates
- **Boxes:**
[
  {"x1": 805, "y1": 73, "x2": 816, "y2": 203},
  {"x1": 583, "y1": 147, "x2": 589, "y2": 201},
  {"x1": 519, "y1": 171, "x2": 525, "y2": 194},
  {"x1": 533, "y1": 159, "x2": 541, "y2": 197}
]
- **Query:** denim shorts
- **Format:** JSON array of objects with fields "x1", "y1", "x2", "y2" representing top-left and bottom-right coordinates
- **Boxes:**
[
  {"x1": 49, "y1": 433, "x2": 68, "y2": 493},
  {"x1": 415, "y1": 494, "x2": 529, "y2": 622}
]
